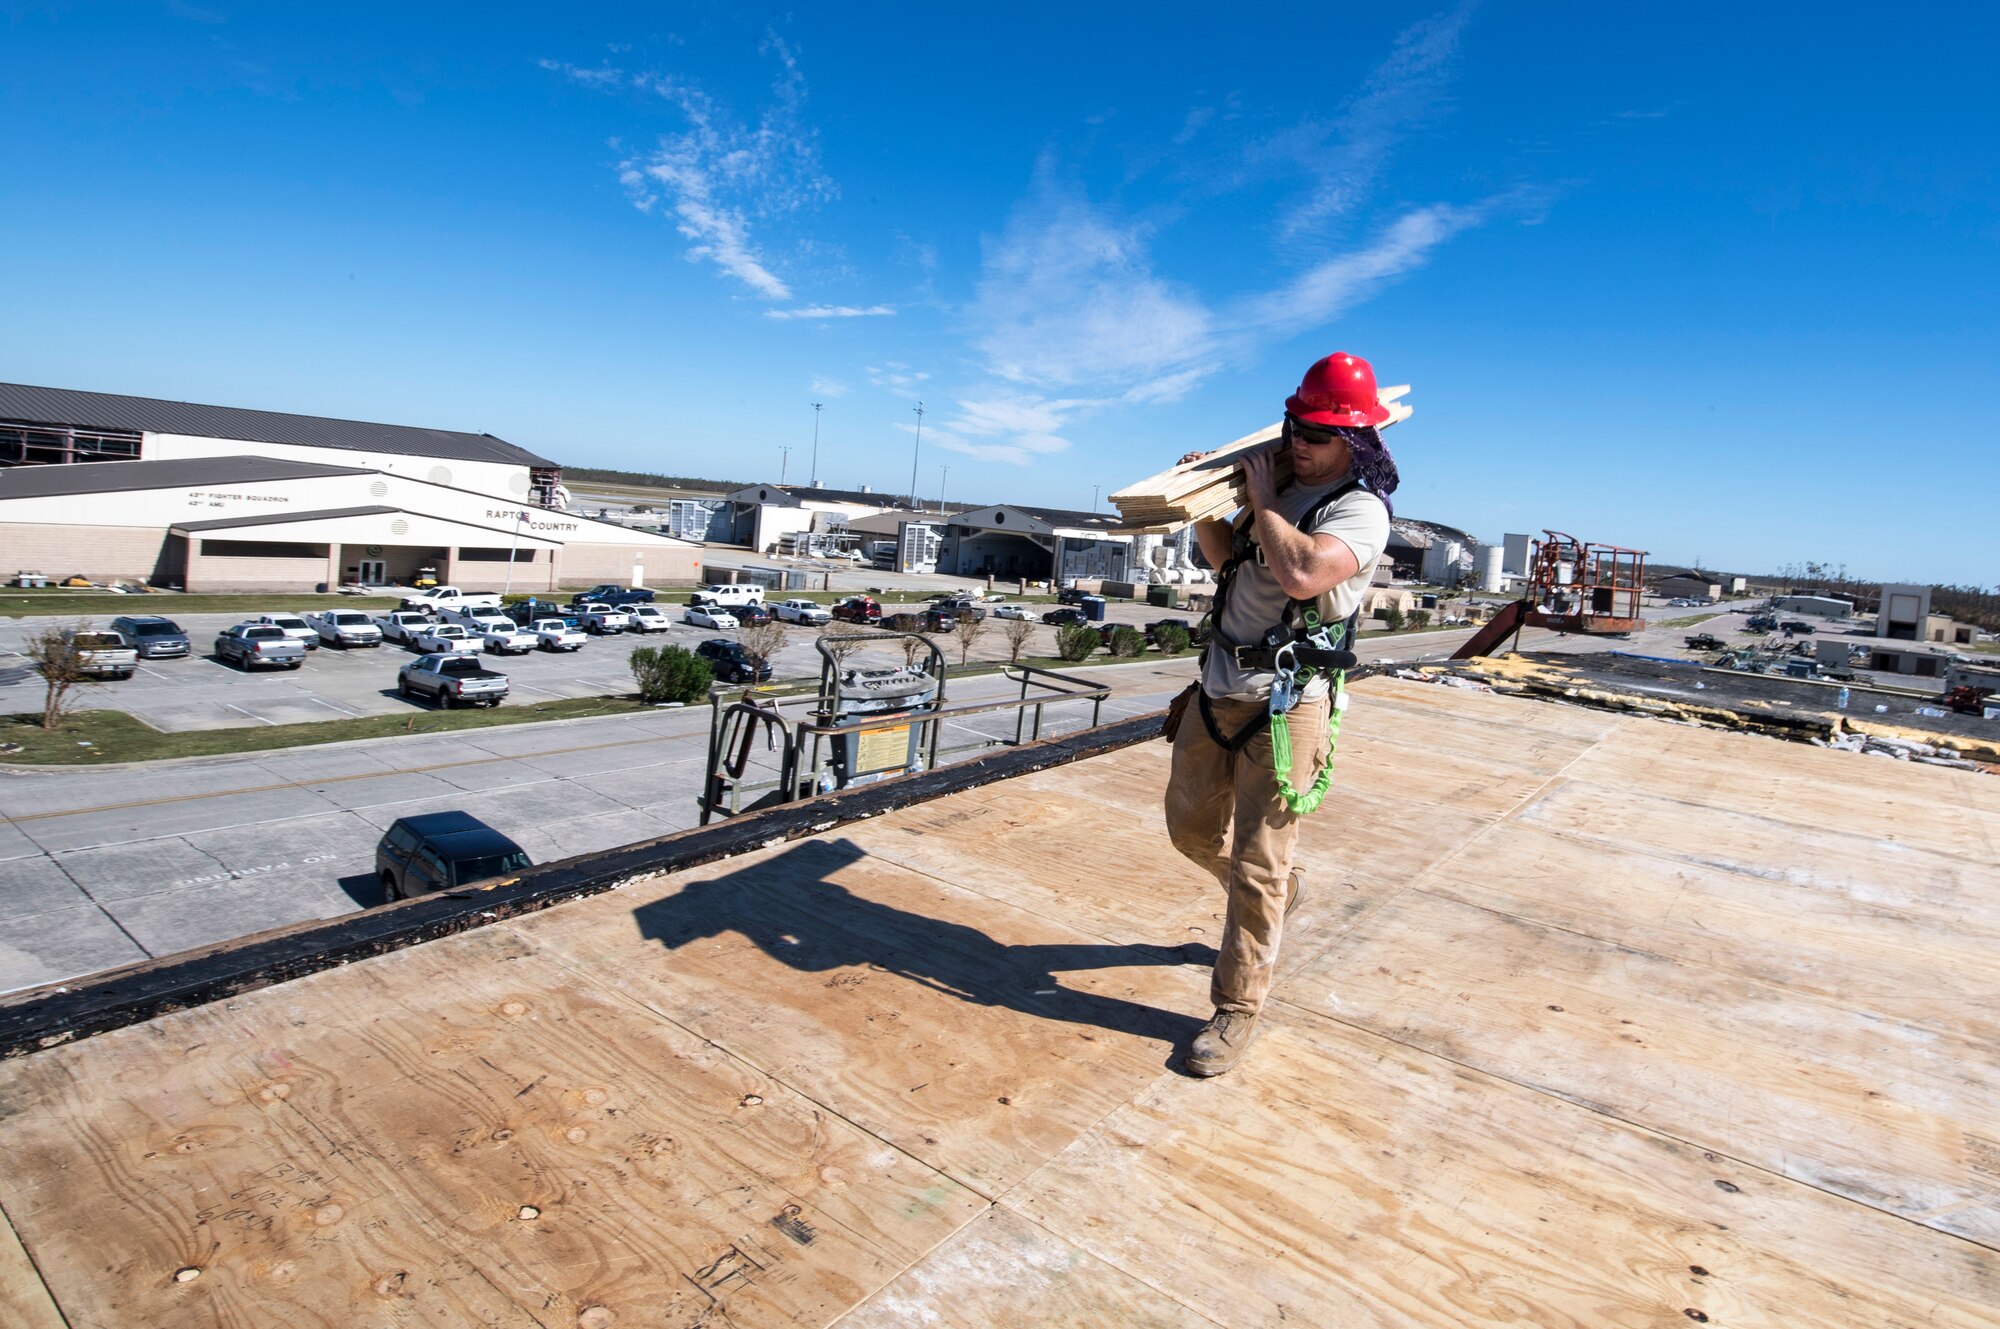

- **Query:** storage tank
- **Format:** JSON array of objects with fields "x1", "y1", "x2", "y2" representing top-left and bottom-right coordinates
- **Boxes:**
[{"x1": 1478, "y1": 545, "x2": 1504, "y2": 593}]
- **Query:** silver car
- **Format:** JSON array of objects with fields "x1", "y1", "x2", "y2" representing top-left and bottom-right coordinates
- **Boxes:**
[{"x1": 110, "y1": 615, "x2": 191, "y2": 659}]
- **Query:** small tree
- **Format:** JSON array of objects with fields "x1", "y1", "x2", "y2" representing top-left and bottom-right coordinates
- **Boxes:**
[
  {"x1": 818, "y1": 623, "x2": 863, "y2": 669},
  {"x1": 629, "y1": 644, "x2": 713, "y2": 704},
  {"x1": 953, "y1": 615, "x2": 987, "y2": 667},
  {"x1": 27, "y1": 621, "x2": 97, "y2": 731},
  {"x1": 900, "y1": 632, "x2": 926, "y2": 669},
  {"x1": 1001, "y1": 616, "x2": 1035, "y2": 664},
  {"x1": 1109, "y1": 625, "x2": 1146, "y2": 658},
  {"x1": 737, "y1": 620, "x2": 788, "y2": 683},
  {"x1": 1381, "y1": 604, "x2": 1406, "y2": 632},
  {"x1": 1407, "y1": 609, "x2": 1431, "y2": 630},
  {"x1": 1153, "y1": 623, "x2": 1192, "y2": 656},
  {"x1": 1055, "y1": 623, "x2": 1100, "y2": 662}
]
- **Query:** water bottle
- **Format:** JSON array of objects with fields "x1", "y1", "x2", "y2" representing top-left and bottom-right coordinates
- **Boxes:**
[{"x1": 1837, "y1": 687, "x2": 1850, "y2": 711}]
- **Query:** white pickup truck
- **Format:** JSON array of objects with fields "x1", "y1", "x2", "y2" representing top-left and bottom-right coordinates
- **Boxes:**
[
  {"x1": 307, "y1": 609, "x2": 384, "y2": 648},
  {"x1": 774, "y1": 598, "x2": 831, "y2": 625},
  {"x1": 65, "y1": 629, "x2": 138, "y2": 680},
  {"x1": 574, "y1": 602, "x2": 634, "y2": 634},
  {"x1": 411, "y1": 623, "x2": 484, "y2": 655},
  {"x1": 480, "y1": 622, "x2": 538, "y2": 655},
  {"x1": 399, "y1": 586, "x2": 503, "y2": 614},
  {"x1": 446, "y1": 607, "x2": 517, "y2": 633},
  {"x1": 527, "y1": 618, "x2": 586, "y2": 652},
  {"x1": 373, "y1": 610, "x2": 434, "y2": 645}
]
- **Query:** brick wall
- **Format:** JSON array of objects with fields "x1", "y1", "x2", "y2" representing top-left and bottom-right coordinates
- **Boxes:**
[{"x1": 3, "y1": 524, "x2": 171, "y2": 583}]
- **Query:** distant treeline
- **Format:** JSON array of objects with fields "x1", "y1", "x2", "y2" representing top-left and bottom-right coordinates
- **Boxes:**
[{"x1": 565, "y1": 467, "x2": 746, "y2": 493}]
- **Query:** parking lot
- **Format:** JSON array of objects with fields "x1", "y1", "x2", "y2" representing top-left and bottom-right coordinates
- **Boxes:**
[{"x1": 0, "y1": 596, "x2": 1195, "y2": 732}]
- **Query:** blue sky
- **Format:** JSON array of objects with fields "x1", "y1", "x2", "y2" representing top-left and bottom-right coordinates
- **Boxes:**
[{"x1": 3, "y1": 3, "x2": 1995, "y2": 584}]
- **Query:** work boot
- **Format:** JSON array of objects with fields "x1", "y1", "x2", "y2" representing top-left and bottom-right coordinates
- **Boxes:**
[
  {"x1": 1285, "y1": 868, "x2": 1306, "y2": 920},
  {"x1": 1185, "y1": 1008, "x2": 1260, "y2": 1077}
]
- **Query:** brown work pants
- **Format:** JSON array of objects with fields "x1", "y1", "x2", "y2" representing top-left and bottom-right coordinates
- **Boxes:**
[{"x1": 1165, "y1": 690, "x2": 1330, "y2": 1015}]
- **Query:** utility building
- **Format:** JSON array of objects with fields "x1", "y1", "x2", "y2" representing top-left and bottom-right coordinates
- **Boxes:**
[
  {"x1": 940, "y1": 506, "x2": 1131, "y2": 582},
  {"x1": 0, "y1": 382, "x2": 700, "y2": 591}
]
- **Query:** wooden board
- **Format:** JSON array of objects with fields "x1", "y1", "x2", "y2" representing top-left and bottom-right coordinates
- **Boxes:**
[
  {"x1": 1285, "y1": 889, "x2": 2000, "y2": 1247},
  {"x1": 0, "y1": 1207, "x2": 65, "y2": 1329},
  {"x1": 5, "y1": 680, "x2": 2000, "y2": 1327},
  {"x1": 842, "y1": 1207, "x2": 1213, "y2": 1327},
  {"x1": 0, "y1": 927, "x2": 985, "y2": 1327},
  {"x1": 1422, "y1": 820, "x2": 2000, "y2": 1048},
  {"x1": 504, "y1": 833, "x2": 1211, "y2": 1197},
  {"x1": 1007, "y1": 1008, "x2": 2000, "y2": 1328}
]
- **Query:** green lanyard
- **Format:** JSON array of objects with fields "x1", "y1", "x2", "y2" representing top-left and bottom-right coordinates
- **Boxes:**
[{"x1": 1268, "y1": 670, "x2": 1347, "y2": 815}]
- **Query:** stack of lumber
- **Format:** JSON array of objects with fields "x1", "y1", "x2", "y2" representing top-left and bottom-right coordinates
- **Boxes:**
[{"x1": 1109, "y1": 385, "x2": 1410, "y2": 533}]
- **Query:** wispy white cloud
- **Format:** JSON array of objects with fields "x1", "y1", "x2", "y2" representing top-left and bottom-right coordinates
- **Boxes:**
[
  {"x1": 1262, "y1": 2, "x2": 1477, "y2": 242},
  {"x1": 766, "y1": 304, "x2": 896, "y2": 320},
  {"x1": 1240, "y1": 203, "x2": 1485, "y2": 330},
  {"x1": 544, "y1": 34, "x2": 835, "y2": 301},
  {"x1": 968, "y1": 168, "x2": 1216, "y2": 399},
  {"x1": 867, "y1": 363, "x2": 931, "y2": 398},
  {"x1": 810, "y1": 375, "x2": 850, "y2": 398}
]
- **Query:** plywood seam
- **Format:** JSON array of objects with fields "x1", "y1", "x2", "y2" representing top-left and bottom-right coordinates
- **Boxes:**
[
  {"x1": 1392, "y1": 715, "x2": 1630, "y2": 899},
  {"x1": 1465, "y1": 811, "x2": 2000, "y2": 911},
  {"x1": 490, "y1": 920, "x2": 1008, "y2": 1211},
  {"x1": 977, "y1": 1202, "x2": 1231, "y2": 1329},
  {"x1": 1535, "y1": 769, "x2": 2000, "y2": 871},
  {"x1": 1392, "y1": 881, "x2": 2000, "y2": 1061},
  {"x1": 0, "y1": 1194, "x2": 71, "y2": 1329},
  {"x1": 1264, "y1": 994, "x2": 2000, "y2": 1260}
]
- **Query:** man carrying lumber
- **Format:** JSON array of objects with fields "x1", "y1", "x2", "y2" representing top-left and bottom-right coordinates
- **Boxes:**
[{"x1": 1167, "y1": 351, "x2": 1397, "y2": 1076}]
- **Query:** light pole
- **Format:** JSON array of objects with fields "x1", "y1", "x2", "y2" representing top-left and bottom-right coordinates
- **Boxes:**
[
  {"x1": 810, "y1": 401, "x2": 822, "y2": 486},
  {"x1": 779, "y1": 445, "x2": 791, "y2": 485},
  {"x1": 1091, "y1": 484, "x2": 1100, "y2": 512},
  {"x1": 939, "y1": 465, "x2": 949, "y2": 514},
  {"x1": 907, "y1": 401, "x2": 924, "y2": 510}
]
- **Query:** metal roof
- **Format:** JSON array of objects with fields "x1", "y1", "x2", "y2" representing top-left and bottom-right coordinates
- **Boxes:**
[
  {"x1": 0, "y1": 382, "x2": 557, "y2": 468},
  {"x1": 173, "y1": 505, "x2": 403, "y2": 532},
  {"x1": 0, "y1": 455, "x2": 373, "y2": 498}
]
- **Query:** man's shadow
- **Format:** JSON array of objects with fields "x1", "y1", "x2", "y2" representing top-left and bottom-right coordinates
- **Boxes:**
[{"x1": 633, "y1": 839, "x2": 1210, "y2": 1051}]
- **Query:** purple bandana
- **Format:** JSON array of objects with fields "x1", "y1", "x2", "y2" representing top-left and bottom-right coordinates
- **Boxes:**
[{"x1": 1336, "y1": 425, "x2": 1400, "y2": 517}]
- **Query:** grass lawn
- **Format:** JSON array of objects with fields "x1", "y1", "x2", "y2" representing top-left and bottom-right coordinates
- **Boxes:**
[
  {"x1": 0, "y1": 696, "x2": 655, "y2": 765},
  {"x1": 1656, "y1": 611, "x2": 1726, "y2": 629}
]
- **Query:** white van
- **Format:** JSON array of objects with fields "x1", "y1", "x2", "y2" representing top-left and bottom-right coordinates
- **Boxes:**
[{"x1": 689, "y1": 583, "x2": 767, "y2": 608}]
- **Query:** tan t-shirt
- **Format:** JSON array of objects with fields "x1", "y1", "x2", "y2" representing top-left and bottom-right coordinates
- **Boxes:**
[{"x1": 1200, "y1": 478, "x2": 1390, "y2": 701}]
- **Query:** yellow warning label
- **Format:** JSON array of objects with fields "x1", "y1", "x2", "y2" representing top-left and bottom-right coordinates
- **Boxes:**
[{"x1": 853, "y1": 726, "x2": 909, "y2": 773}]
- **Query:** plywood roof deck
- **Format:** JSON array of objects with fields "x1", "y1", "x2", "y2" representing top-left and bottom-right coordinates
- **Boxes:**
[{"x1": 2, "y1": 677, "x2": 1997, "y2": 1326}]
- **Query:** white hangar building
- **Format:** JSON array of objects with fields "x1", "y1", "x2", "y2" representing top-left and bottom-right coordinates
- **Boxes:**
[
  {"x1": 0, "y1": 383, "x2": 701, "y2": 592},
  {"x1": 940, "y1": 505, "x2": 1134, "y2": 582}
]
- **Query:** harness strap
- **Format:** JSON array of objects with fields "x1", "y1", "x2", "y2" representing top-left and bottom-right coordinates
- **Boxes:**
[{"x1": 1196, "y1": 689, "x2": 1271, "y2": 753}]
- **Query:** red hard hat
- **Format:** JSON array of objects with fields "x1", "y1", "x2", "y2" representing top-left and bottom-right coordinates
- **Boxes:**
[{"x1": 1285, "y1": 352, "x2": 1392, "y2": 429}]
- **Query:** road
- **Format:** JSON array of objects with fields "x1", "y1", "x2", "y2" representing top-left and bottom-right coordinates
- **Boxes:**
[{"x1": 0, "y1": 603, "x2": 1719, "y2": 994}]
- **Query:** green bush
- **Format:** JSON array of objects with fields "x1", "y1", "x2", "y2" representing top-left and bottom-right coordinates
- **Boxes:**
[
  {"x1": 1055, "y1": 623, "x2": 1100, "y2": 662},
  {"x1": 1109, "y1": 625, "x2": 1146, "y2": 658},
  {"x1": 1407, "y1": 609, "x2": 1431, "y2": 629},
  {"x1": 1152, "y1": 624, "x2": 1191, "y2": 656},
  {"x1": 629, "y1": 644, "x2": 714, "y2": 704},
  {"x1": 1380, "y1": 605, "x2": 1406, "y2": 631}
]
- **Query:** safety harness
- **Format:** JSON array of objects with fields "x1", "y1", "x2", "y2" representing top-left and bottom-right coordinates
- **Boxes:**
[{"x1": 1194, "y1": 479, "x2": 1362, "y2": 815}]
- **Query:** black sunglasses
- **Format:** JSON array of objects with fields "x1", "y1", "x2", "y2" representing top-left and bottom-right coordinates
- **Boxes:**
[{"x1": 1284, "y1": 415, "x2": 1344, "y2": 446}]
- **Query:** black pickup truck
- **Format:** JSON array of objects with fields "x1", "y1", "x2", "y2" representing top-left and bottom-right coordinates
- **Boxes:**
[
  {"x1": 505, "y1": 598, "x2": 581, "y2": 628},
  {"x1": 569, "y1": 584, "x2": 656, "y2": 607},
  {"x1": 1684, "y1": 633, "x2": 1726, "y2": 651}
]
